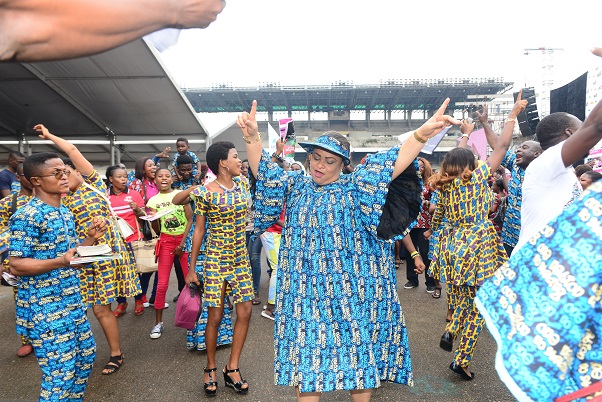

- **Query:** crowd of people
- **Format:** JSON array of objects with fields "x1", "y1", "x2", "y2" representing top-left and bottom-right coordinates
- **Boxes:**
[{"x1": 1, "y1": 62, "x2": 602, "y2": 402}]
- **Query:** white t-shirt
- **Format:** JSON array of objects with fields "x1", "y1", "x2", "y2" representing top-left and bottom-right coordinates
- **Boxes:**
[{"x1": 514, "y1": 141, "x2": 582, "y2": 253}]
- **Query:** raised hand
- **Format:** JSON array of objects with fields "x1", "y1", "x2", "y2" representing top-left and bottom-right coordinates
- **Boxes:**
[
  {"x1": 476, "y1": 104, "x2": 489, "y2": 125},
  {"x1": 415, "y1": 98, "x2": 461, "y2": 140},
  {"x1": 156, "y1": 147, "x2": 171, "y2": 159},
  {"x1": 237, "y1": 100, "x2": 259, "y2": 138},
  {"x1": 460, "y1": 119, "x2": 475, "y2": 135},
  {"x1": 510, "y1": 90, "x2": 528, "y2": 118},
  {"x1": 33, "y1": 124, "x2": 52, "y2": 139}
]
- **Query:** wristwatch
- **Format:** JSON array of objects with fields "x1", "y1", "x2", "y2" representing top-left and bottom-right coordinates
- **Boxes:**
[{"x1": 272, "y1": 152, "x2": 284, "y2": 163}]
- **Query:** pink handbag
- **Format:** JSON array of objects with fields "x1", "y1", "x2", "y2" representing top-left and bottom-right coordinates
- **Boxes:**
[{"x1": 174, "y1": 283, "x2": 203, "y2": 330}]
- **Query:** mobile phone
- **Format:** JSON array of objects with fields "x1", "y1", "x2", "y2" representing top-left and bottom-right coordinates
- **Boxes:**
[{"x1": 283, "y1": 121, "x2": 295, "y2": 142}]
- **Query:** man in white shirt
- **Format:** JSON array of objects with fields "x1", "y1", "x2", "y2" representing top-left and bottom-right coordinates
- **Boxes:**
[{"x1": 515, "y1": 111, "x2": 601, "y2": 252}]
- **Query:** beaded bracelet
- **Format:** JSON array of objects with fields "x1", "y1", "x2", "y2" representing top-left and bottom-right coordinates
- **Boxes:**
[{"x1": 410, "y1": 251, "x2": 420, "y2": 259}]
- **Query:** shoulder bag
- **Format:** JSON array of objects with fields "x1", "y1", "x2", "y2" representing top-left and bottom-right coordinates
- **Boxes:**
[{"x1": 131, "y1": 219, "x2": 159, "y2": 273}]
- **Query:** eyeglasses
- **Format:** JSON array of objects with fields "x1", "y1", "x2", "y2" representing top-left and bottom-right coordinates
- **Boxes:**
[{"x1": 36, "y1": 169, "x2": 71, "y2": 179}]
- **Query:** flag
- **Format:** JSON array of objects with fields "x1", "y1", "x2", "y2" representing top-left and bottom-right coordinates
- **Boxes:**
[
  {"x1": 421, "y1": 126, "x2": 451, "y2": 155},
  {"x1": 267, "y1": 123, "x2": 279, "y2": 154},
  {"x1": 457, "y1": 128, "x2": 488, "y2": 160}
]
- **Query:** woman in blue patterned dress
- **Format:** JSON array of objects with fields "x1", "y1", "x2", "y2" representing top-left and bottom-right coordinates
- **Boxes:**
[
  {"x1": 238, "y1": 100, "x2": 459, "y2": 401},
  {"x1": 428, "y1": 96, "x2": 526, "y2": 381},
  {"x1": 35, "y1": 124, "x2": 140, "y2": 375}
]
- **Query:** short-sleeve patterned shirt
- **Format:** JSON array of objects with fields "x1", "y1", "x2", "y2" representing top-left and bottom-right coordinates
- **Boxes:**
[
  {"x1": 500, "y1": 150, "x2": 526, "y2": 248},
  {"x1": 9, "y1": 198, "x2": 83, "y2": 336},
  {"x1": 172, "y1": 151, "x2": 201, "y2": 176}
]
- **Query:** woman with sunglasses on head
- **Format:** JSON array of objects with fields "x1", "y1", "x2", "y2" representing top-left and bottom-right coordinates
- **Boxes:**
[
  {"x1": 238, "y1": 99, "x2": 459, "y2": 401},
  {"x1": 34, "y1": 124, "x2": 140, "y2": 376}
]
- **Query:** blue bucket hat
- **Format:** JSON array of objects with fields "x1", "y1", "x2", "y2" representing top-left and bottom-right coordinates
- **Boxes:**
[{"x1": 299, "y1": 134, "x2": 351, "y2": 165}]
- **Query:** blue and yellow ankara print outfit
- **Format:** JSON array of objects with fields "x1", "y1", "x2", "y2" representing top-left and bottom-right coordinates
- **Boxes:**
[
  {"x1": 253, "y1": 147, "x2": 422, "y2": 393},
  {"x1": 475, "y1": 180, "x2": 602, "y2": 402},
  {"x1": 63, "y1": 170, "x2": 140, "y2": 306},
  {"x1": 9, "y1": 198, "x2": 96, "y2": 401},
  {"x1": 175, "y1": 182, "x2": 234, "y2": 350},
  {"x1": 184, "y1": 195, "x2": 233, "y2": 350},
  {"x1": 189, "y1": 176, "x2": 254, "y2": 307},
  {"x1": 428, "y1": 161, "x2": 507, "y2": 368},
  {"x1": 500, "y1": 150, "x2": 526, "y2": 249}
]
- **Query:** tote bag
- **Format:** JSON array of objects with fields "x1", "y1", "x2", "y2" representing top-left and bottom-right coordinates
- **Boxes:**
[
  {"x1": 174, "y1": 283, "x2": 203, "y2": 330},
  {"x1": 132, "y1": 220, "x2": 159, "y2": 273}
]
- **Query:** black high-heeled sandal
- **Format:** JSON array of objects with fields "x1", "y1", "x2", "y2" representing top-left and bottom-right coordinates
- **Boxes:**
[
  {"x1": 223, "y1": 366, "x2": 249, "y2": 394},
  {"x1": 203, "y1": 367, "x2": 218, "y2": 397}
]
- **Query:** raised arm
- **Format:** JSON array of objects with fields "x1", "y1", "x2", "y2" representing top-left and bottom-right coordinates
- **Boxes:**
[
  {"x1": 486, "y1": 91, "x2": 527, "y2": 172},
  {"x1": 0, "y1": 0, "x2": 226, "y2": 62},
  {"x1": 392, "y1": 98, "x2": 460, "y2": 180},
  {"x1": 560, "y1": 50, "x2": 602, "y2": 167},
  {"x1": 476, "y1": 104, "x2": 500, "y2": 150},
  {"x1": 237, "y1": 100, "x2": 263, "y2": 177},
  {"x1": 34, "y1": 124, "x2": 94, "y2": 176},
  {"x1": 457, "y1": 120, "x2": 474, "y2": 149},
  {"x1": 172, "y1": 186, "x2": 198, "y2": 205}
]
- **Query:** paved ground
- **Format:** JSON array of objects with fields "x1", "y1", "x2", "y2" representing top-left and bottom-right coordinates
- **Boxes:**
[{"x1": 0, "y1": 261, "x2": 515, "y2": 401}]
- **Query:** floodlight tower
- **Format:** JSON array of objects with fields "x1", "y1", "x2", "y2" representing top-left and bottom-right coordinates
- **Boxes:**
[{"x1": 523, "y1": 47, "x2": 564, "y2": 117}]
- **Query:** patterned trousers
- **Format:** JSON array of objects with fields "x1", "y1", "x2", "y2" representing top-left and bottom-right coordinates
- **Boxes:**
[
  {"x1": 30, "y1": 312, "x2": 96, "y2": 401},
  {"x1": 445, "y1": 285, "x2": 484, "y2": 368}
]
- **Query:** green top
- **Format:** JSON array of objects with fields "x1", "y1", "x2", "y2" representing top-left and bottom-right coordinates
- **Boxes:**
[{"x1": 146, "y1": 190, "x2": 188, "y2": 236}]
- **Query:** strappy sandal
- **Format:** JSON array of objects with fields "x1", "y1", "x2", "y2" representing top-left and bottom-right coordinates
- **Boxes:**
[
  {"x1": 223, "y1": 366, "x2": 249, "y2": 394},
  {"x1": 113, "y1": 302, "x2": 127, "y2": 317},
  {"x1": 204, "y1": 367, "x2": 218, "y2": 397},
  {"x1": 134, "y1": 300, "x2": 144, "y2": 316},
  {"x1": 432, "y1": 287, "x2": 442, "y2": 299},
  {"x1": 102, "y1": 354, "x2": 124, "y2": 375}
]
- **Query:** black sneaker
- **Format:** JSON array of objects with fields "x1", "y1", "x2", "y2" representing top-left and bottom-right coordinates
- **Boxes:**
[
  {"x1": 426, "y1": 286, "x2": 436, "y2": 293},
  {"x1": 172, "y1": 293, "x2": 180, "y2": 303},
  {"x1": 403, "y1": 281, "x2": 418, "y2": 289}
]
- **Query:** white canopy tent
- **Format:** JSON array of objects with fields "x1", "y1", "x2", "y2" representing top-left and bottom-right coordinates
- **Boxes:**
[{"x1": 0, "y1": 38, "x2": 207, "y2": 167}]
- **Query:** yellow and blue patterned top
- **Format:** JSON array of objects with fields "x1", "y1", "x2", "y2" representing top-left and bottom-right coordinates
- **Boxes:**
[
  {"x1": 476, "y1": 180, "x2": 602, "y2": 402},
  {"x1": 429, "y1": 161, "x2": 507, "y2": 286},
  {"x1": 500, "y1": 150, "x2": 527, "y2": 248},
  {"x1": 0, "y1": 193, "x2": 31, "y2": 256},
  {"x1": 253, "y1": 147, "x2": 421, "y2": 393},
  {"x1": 63, "y1": 170, "x2": 140, "y2": 305}
]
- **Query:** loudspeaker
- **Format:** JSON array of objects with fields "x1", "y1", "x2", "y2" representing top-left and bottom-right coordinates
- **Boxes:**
[{"x1": 513, "y1": 88, "x2": 539, "y2": 137}]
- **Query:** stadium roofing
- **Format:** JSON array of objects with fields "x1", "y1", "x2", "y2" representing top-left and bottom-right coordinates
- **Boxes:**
[{"x1": 183, "y1": 78, "x2": 513, "y2": 113}]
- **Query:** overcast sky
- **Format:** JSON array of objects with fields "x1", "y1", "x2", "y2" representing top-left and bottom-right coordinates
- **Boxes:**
[{"x1": 159, "y1": 0, "x2": 601, "y2": 91}]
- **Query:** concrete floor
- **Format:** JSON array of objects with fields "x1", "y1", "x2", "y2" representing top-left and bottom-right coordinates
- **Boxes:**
[{"x1": 0, "y1": 261, "x2": 515, "y2": 401}]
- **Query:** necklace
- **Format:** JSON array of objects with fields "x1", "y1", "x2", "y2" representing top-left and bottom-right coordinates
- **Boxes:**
[{"x1": 214, "y1": 179, "x2": 237, "y2": 193}]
